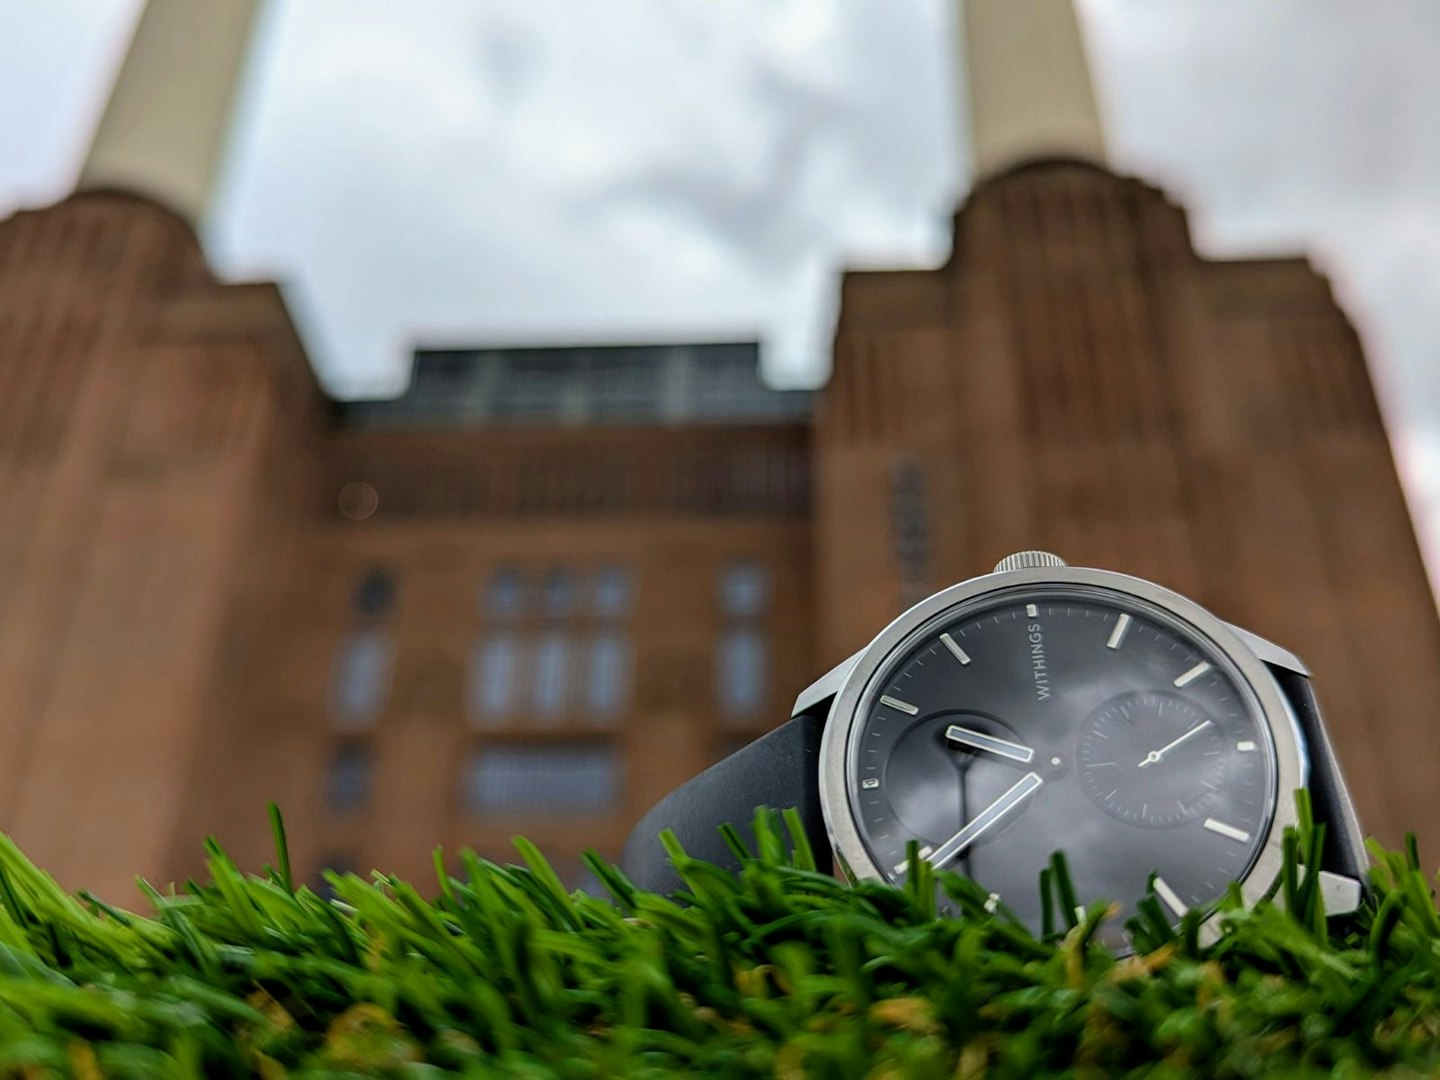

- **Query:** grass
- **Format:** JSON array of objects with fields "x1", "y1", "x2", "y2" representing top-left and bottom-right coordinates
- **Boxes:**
[{"x1": 0, "y1": 795, "x2": 1433, "y2": 1077}]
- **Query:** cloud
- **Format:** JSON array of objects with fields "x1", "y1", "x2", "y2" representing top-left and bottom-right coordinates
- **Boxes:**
[{"x1": 209, "y1": 0, "x2": 958, "y2": 395}]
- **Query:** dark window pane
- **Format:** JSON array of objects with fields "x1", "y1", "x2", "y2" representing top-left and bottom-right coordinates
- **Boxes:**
[
  {"x1": 492, "y1": 353, "x2": 576, "y2": 420},
  {"x1": 584, "y1": 633, "x2": 629, "y2": 721},
  {"x1": 716, "y1": 627, "x2": 768, "y2": 721},
  {"x1": 464, "y1": 744, "x2": 619, "y2": 815},
  {"x1": 327, "y1": 743, "x2": 372, "y2": 815},
  {"x1": 466, "y1": 633, "x2": 523, "y2": 725},
  {"x1": 330, "y1": 630, "x2": 393, "y2": 729},
  {"x1": 542, "y1": 568, "x2": 576, "y2": 617},
  {"x1": 719, "y1": 561, "x2": 768, "y2": 618},
  {"x1": 484, "y1": 567, "x2": 526, "y2": 619},
  {"x1": 354, "y1": 567, "x2": 396, "y2": 618},
  {"x1": 592, "y1": 565, "x2": 632, "y2": 618},
  {"x1": 589, "y1": 355, "x2": 664, "y2": 418}
]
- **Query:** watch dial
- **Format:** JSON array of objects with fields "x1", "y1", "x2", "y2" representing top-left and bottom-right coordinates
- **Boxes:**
[{"x1": 847, "y1": 586, "x2": 1278, "y2": 949}]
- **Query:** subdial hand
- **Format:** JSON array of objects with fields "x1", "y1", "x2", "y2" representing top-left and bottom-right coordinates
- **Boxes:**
[{"x1": 1136, "y1": 720, "x2": 1213, "y2": 768}]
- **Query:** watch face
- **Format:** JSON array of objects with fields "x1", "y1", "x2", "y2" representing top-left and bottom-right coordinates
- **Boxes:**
[{"x1": 846, "y1": 583, "x2": 1279, "y2": 949}]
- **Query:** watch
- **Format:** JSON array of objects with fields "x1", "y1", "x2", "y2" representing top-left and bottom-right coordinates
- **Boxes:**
[{"x1": 621, "y1": 551, "x2": 1368, "y2": 947}]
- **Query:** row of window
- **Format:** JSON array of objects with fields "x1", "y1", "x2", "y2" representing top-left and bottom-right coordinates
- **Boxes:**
[
  {"x1": 330, "y1": 561, "x2": 774, "y2": 728},
  {"x1": 470, "y1": 632, "x2": 629, "y2": 722},
  {"x1": 485, "y1": 565, "x2": 633, "y2": 621},
  {"x1": 327, "y1": 741, "x2": 621, "y2": 817},
  {"x1": 332, "y1": 630, "x2": 632, "y2": 727},
  {"x1": 332, "y1": 628, "x2": 769, "y2": 725},
  {"x1": 344, "y1": 562, "x2": 770, "y2": 623}
]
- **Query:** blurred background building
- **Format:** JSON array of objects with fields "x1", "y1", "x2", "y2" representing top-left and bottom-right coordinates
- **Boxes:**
[{"x1": 0, "y1": 0, "x2": 1438, "y2": 898}]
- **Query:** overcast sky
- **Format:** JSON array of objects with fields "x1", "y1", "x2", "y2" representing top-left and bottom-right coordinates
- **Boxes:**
[{"x1": 1, "y1": 0, "x2": 1437, "y2": 569}]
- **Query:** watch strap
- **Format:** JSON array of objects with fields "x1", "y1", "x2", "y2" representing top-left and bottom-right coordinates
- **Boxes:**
[
  {"x1": 620, "y1": 712, "x2": 831, "y2": 895},
  {"x1": 1273, "y1": 669, "x2": 1370, "y2": 882}
]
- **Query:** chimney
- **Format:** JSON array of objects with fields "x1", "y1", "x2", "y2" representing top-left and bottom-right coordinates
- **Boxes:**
[
  {"x1": 78, "y1": 0, "x2": 262, "y2": 224},
  {"x1": 960, "y1": 0, "x2": 1107, "y2": 180}
]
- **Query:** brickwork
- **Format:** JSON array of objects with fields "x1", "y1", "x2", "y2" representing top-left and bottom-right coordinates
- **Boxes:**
[{"x1": 0, "y1": 161, "x2": 1435, "y2": 896}]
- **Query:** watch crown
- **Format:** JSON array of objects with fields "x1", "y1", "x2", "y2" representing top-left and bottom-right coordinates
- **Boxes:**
[{"x1": 993, "y1": 550, "x2": 1068, "y2": 574}]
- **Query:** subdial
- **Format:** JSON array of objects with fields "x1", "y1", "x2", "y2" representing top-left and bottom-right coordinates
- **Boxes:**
[{"x1": 1076, "y1": 691, "x2": 1228, "y2": 827}]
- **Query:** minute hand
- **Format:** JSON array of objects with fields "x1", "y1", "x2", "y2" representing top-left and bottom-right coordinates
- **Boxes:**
[
  {"x1": 1136, "y1": 720, "x2": 1212, "y2": 768},
  {"x1": 920, "y1": 771, "x2": 1044, "y2": 871}
]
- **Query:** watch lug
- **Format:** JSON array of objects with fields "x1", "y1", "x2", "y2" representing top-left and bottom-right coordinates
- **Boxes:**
[
  {"x1": 1318, "y1": 870, "x2": 1363, "y2": 916},
  {"x1": 792, "y1": 648, "x2": 864, "y2": 719},
  {"x1": 1224, "y1": 622, "x2": 1311, "y2": 677}
]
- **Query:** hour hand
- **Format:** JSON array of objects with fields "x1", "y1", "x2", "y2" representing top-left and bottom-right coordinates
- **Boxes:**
[{"x1": 945, "y1": 724, "x2": 1035, "y2": 765}]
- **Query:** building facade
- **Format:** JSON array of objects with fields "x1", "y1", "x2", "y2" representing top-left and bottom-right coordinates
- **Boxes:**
[
  {"x1": 2, "y1": 0, "x2": 1438, "y2": 897},
  {"x1": 2, "y1": 166, "x2": 1439, "y2": 901}
]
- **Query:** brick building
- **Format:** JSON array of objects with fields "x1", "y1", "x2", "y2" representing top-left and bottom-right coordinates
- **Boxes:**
[{"x1": 1, "y1": 0, "x2": 1438, "y2": 899}]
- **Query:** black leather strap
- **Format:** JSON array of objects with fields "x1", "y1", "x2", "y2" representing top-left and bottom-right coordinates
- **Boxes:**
[
  {"x1": 621, "y1": 712, "x2": 831, "y2": 894},
  {"x1": 1273, "y1": 669, "x2": 1370, "y2": 882}
]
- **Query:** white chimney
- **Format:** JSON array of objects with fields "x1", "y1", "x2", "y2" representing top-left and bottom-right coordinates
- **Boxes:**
[
  {"x1": 961, "y1": 0, "x2": 1107, "y2": 180},
  {"x1": 79, "y1": 0, "x2": 262, "y2": 223}
]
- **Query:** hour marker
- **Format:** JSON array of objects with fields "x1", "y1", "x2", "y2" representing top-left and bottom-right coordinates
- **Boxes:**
[
  {"x1": 862, "y1": 778, "x2": 880, "y2": 790},
  {"x1": 1204, "y1": 818, "x2": 1251, "y2": 843},
  {"x1": 1173, "y1": 661, "x2": 1212, "y2": 688},
  {"x1": 879, "y1": 695, "x2": 918, "y2": 715},
  {"x1": 1236, "y1": 740, "x2": 1257, "y2": 752},
  {"x1": 1025, "y1": 604, "x2": 1039, "y2": 617},
  {"x1": 940, "y1": 633, "x2": 971, "y2": 665},
  {"x1": 893, "y1": 845, "x2": 934, "y2": 875},
  {"x1": 1153, "y1": 876, "x2": 1189, "y2": 917},
  {"x1": 1106, "y1": 613, "x2": 1132, "y2": 650}
]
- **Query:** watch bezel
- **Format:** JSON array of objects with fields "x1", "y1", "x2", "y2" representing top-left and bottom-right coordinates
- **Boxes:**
[{"x1": 817, "y1": 563, "x2": 1308, "y2": 925}]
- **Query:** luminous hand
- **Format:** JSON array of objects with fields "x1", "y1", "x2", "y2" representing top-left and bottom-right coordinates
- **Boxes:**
[
  {"x1": 944, "y1": 724, "x2": 1034, "y2": 765},
  {"x1": 1136, "y1": 720, "x2": 1212, "y2": 769},
  {"x1": 896, "y1": 771, "x2": 1043, "y2": 875}
]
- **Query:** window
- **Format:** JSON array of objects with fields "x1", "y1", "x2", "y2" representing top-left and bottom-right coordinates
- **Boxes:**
[
  {"x1": 542, "y1": 567, "x2": 576, "y2": 618},
  {"x1": 463, "y1": 744, "x2": 619, "y2": 815},
  {"x1": 326, "y1": 743, "x2": 372, "y2": 815},
  {"x1": 354, "y1": 566, "x2": 396, "y2": 619},
  {"x1": 716, "y1": 627, "x2": 768, "y2": 720},
  {"x1": 491, "y1": 353, "x2": 575, "y2": 420},
  {"x1": 589, "y1": 354, "x2": 664, "y2": 419},
  {"x1": 484, "y1": 567, "x2": 526, "y2": 619},
  {"x1": 330, "y1": 629, "x2": 393, "y2": 730},
  {"x1": 474, "y1": 562, "x2": 636, "y2": 729},
  {"x1": 467, "y1": 634, "x2": 522, "y2": 724},
  {"x1": 592, "y1": 566, "x2": 632, "y2": 619},
  {"x1": 720, "y1": 561, "x2": 769, "y2": 618},
  {"x1": 715, "y1": 560, "x2": 770, "y2": 722},
  {"x1": 584, "y1": 633, "x2": 630, "y2": 721},
  {"x1": 532, "y1": 631, "x2": 573, "y2": 719}
]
